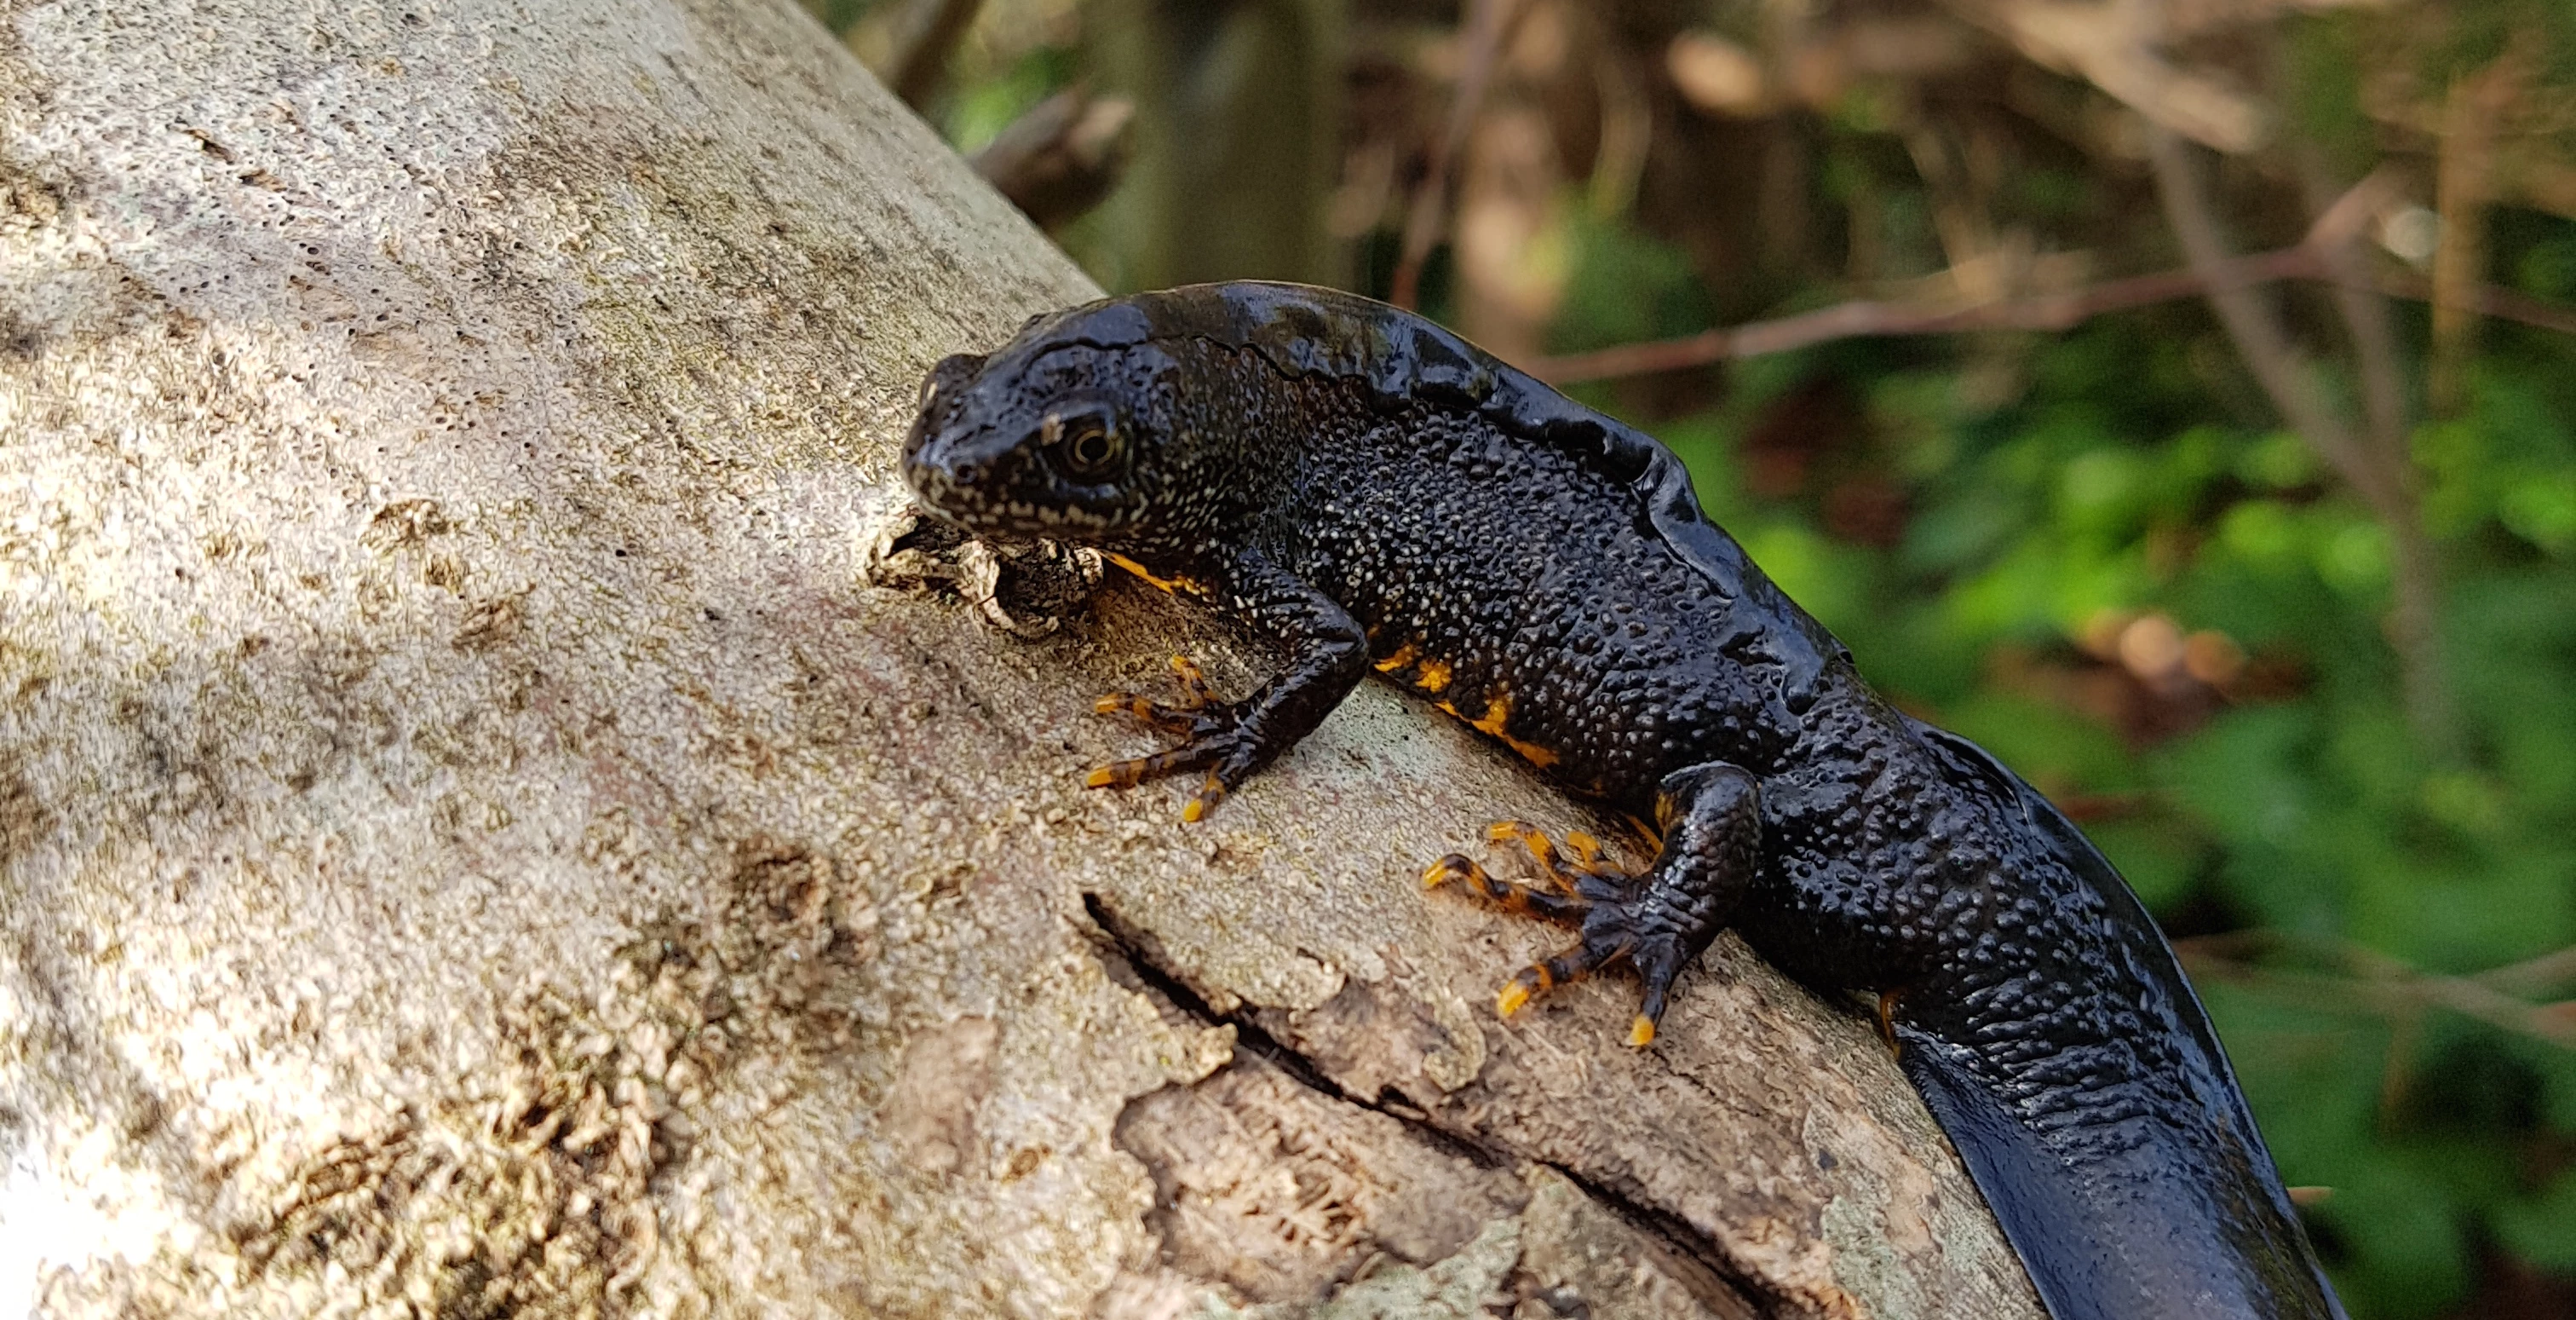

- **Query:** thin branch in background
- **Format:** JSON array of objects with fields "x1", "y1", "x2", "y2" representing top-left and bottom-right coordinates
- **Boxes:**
[
  {"x1": 2147, "y1": 130, "x2": 2385, "y2": 505},
  {"x1": 2377, "y1": 1001, "x2": 2425, "y2": 1124},
  {"x1": 883, "y1": 0, "x2": 987, "y2": 111},
  {"x1": 1528, "y1": 245, "x2": 2329, "y2": 382},
  {"x1": 1521, "y1": 239, "x2": 2576, "y2": 386},
  {"x1": 1895, "y1": 100, "x2": 1998, "y2": 285},
  {"x1": 2430, "y1": 43, "x2": 2536, "y2": 413},
  {"x1": 969, "y1": 88, "x2": 1134, "y2": 231},
  {"x1": 2297, "y1": 156, "x2": 2414, "y2": 471},
  {"x1": 2145, "y1": 126, "x2": 2459, "y2": 757},
  {"x1": 1586, "y1": 40, "x2": 1651, "y2": 220},
  {"x1": 1931, "y1": 0, "x2": 2271, "y2": 153},
  {"x1": 2477, "y1": 943, "x2": 2576, "y2": 1001},
  {"x1": 2396, "y1": 274, "x2": 2576, "y2": 342},
  {"x1": 1390, "y1": 0, "x2": 1519, "y2": 310},
  {"x1": 2177, "y1": 931, "x2": 2576, "y2": 1052}
]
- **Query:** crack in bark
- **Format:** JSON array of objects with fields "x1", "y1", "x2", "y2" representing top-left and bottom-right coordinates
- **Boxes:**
[
  {"x1": 1535, "y1": 1161, "x2": 1772, "y2": 1319},
  {"x1": 1080, "y1": 891, "x2": 1788, "y2": 1319},
  {"x1": 1081, "y1": 891, "x2": 1509, "y2": 1175}
]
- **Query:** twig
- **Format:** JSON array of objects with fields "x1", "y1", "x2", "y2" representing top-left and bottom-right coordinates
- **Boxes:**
[
  {"x1": 883, "y1": 0, "x2": 986, "y2": 111},
  {"x1": 2146, "y1": 127, "x2": 2458, "y2": 755},
  {"x1": 1933, "y1": 0, "x2": 2269, "y2": 152},
  {"x1": 2177, "y1": 931, "x2": 2576, "y2": 1051},
  {"x1": 2297, "y1": 157, "x2": 2413, "y2": 472},
  {"x1": 2431, "y1": 43, "x2": 2535, "y2": 412},
  {"x1": 2377, "y1": 1000, "x2": 2424, "y2": 1123},
  {"x1": 1522, "y1": 245, "x2": 2576, "y2": 384},
  {"x1": 1528, "y1": 246, "x2": 2325, "y2": 382},
  {"x1": 1587, "y1": 42, "x2": 1651, "y2": 220},
  {"x1": 2476, "y1": 944, "x2": 2576, "y2": 1000},
  {"x1": 969, "y1": 88, "x2": 1133, "y2": 231},
  {"x1": 2391, "y1": 274, "x2": 2576, "y2": 340},
  {"x1": 2147, "y1": 130, "x2": 2384, "y2": 504},
  {"x1": 1390, "y1": 0, "x2": 1519, "y2": 310}
]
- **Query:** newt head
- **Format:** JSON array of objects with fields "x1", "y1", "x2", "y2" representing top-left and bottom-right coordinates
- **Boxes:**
[{"x1": 901, "y1": 308, "x2": 1227, "y2": 559}]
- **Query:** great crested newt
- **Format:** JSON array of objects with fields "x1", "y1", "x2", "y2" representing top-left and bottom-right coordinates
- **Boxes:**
[{"x1": 899, "y1": 280, "x2": 2348, "y2": 1320}]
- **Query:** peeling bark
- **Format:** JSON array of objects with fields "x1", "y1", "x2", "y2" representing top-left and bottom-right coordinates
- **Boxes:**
[{"x1": 0, "y1": 0, "x2": 2046, "y2": 1316}]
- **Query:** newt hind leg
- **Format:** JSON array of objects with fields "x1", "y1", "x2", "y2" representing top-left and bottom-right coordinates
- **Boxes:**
[{"x1": 1431, "y1": 764, "x2": 1761, "y2": 1046}]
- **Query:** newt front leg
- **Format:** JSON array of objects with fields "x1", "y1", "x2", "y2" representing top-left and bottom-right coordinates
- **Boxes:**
[{"x1": 1086, "y1": 549, "x2": 1367, "y2": 821}]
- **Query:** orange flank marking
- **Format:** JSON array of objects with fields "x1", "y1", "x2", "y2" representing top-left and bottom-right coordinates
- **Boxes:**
[
  {"x1": 1084, "y1": 767, "x2": 1117, "y2": 788},
  {"x1": 1630, "y1": 1016, "x2": 1658, "y2": 1047},
  {"x1": 1373, "y1": 642, "x2": 1419, "y2": 673},
  {"x1": 1876, "y1": 989, "x2": 1908, "y2": 1058},
  {"x1": 1105, "y1": 552, "x2": 1205, "y2": 597},
  {"x1": 1412, "y1": 657, "x2": 1453, "y2": 693},
  {"x1": 1432, "y1": 695, "x2": 1561, "y2": 769},
  {"x1": 1474, "y1": 696, "x2": 1561, "y2": 770}
]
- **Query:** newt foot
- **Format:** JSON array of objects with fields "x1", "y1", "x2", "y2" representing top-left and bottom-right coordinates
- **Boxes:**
[
  {"x1": 1086, "y1": 654, "x2": 1246, "y2": 821},
  {"x1": 1426, "y1": 821, "x2": 1686, "y2": 1044}
]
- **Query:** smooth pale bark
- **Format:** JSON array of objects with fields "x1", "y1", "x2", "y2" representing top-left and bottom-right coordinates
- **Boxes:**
[{"x1": 0, "y1": 0, "x2": 2045, "y2": 1315}]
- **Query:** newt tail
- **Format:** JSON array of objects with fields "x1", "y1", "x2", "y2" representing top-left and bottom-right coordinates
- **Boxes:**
[{"x1": 900, "y1": 280, "x2": 2348, "y2": 1319}]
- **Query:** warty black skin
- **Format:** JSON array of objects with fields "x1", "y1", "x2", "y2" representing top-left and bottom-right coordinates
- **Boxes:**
[{"x1": 900, "y1": 281, "x2": 2348, "y2": 1320}]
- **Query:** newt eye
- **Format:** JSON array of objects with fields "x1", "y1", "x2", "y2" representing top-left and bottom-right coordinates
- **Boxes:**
[{"x1": 1048, "y1": 411, "x2": 1124, "y2": 481}]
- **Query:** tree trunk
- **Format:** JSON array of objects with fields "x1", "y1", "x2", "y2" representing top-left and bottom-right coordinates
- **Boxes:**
[
  {"x1": 0, "y1": 0, "x2": 2045, "y2": 1316},
  {"x1": 1080, "y1": 0, "x2": 1346, "y2": 291}
]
